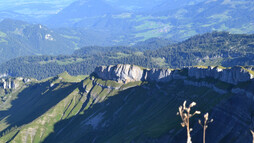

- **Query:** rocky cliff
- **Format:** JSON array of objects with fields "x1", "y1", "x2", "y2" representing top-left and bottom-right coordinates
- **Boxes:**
[
  {"x1": 94, "y1": 64, "x2": 144, "y2": 83},
  {"x1": 94, "y1": 64, "x2": 183, "y2": 83},
  {"x1": 94, "y1": 64, "x2": 254, "y2": 84},
  {"x1": 0, "y1": 77, "x2": 32, "y2": 90},
  {"x1": 188, "y1": 66, "x2": 254, "y2": 85}
]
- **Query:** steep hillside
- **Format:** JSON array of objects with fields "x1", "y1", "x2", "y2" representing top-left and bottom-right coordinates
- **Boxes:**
[
  {"x1": 0, "y1": 64, "x2": 253, "y2": 143},
  {"x1": 0, "y1": 32, "x2": 253, "y2": 80},
  {"x1": 0, "y1": 19, "x2": 80, "y2": 63},
  {"x1": 147, "y1": 32, "x2": 254, "y2": 67}
]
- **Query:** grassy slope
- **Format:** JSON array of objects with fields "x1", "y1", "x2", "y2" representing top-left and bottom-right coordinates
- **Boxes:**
[{"x1": 0, "y1": 70, "x2": 241, "y2": 143}]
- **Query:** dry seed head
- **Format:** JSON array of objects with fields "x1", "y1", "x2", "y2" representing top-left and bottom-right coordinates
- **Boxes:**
[
  {"x1": 189, "y1": 102, "x2": 196, "y2": 108},
  {"x1": 183, "y1": 101, "x2": 187, "y2": 109},
  {"x1": 194, "y1": 111, "x2": 201, "y2": 115},
  {"x1": 181, "y1": 122, "x2": 185, "y2": 127},
  {"x1": 198, "y1": 119, "x2": 202, "y2": 125},
  {"x1": 204, "y1": 113, "x2": 209, "y2": 120}
]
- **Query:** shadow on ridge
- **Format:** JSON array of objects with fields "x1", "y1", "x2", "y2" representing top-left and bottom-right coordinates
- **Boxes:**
[{"x1": 0, "y1": 80, "x2": 80, "y2": 136}]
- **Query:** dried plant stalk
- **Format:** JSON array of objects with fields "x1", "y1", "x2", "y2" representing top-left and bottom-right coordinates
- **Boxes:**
[
  {"x1": 251, "y1": 130, "x2": 254, "y2": 143},
  {"x1": 177, "y1": 101, "x2": 201, "y2": 143},
  {"x1": 198, "y1": 113, "x2": 213, "y2": 143}
]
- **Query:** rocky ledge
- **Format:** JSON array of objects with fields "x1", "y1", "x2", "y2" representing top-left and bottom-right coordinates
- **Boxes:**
[
  {"x1": 93, "y1": 64, "x2": 254, "y2": 84},
  {"x1": 94, "y1": 64, "x2": 181, "y2": 83},
  {"x1": 188, "y1": 66, "x2": 253, "y2": 84},
  {"x1": 0, "y1": 77, "x2": 32, "y2": 90}
]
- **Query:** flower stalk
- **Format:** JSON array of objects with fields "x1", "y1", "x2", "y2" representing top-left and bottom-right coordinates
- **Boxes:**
[
  {"x1": 251, "y1": 130, "x2": 254, "y2": 143},
  {"x1": 198, "y1": 113, "x2": 213, "y2": 143},
  {"x1": 177, "y1": 101, "x2": 201, "y2": 143}
]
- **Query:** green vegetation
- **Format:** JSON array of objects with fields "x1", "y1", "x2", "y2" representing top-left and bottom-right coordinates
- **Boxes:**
[
  {"x1": 0, "y1": 65, "x2": 253, "y2": 142},
  {"x1": 0, "y1": 19, "x2": 81, "y2": 63},
  {"x1": 1, "y1": 32, "x2": 253, "y2": 80},
  {"x1": 0, "y1": 31, "x2": 6, "y2": 37}
]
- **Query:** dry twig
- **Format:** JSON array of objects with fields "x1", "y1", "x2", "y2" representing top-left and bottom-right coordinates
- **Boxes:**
[
  {"x1": 251, "y1": 130, "x2": 254, "y2": 143},
  {"x1": 198, "y1": 113, "x2": 213, "y2": 143},
  {"x1": 177, "y1": 101, "x2": 201, "y2": 143}
]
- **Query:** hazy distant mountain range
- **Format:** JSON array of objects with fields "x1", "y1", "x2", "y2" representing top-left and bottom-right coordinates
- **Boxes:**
[
  {"x1": 0, "y1": 0, "x2": 254, "y2": 64},
  {"x1": 46, "y1": 0, "x2": 254, "y2": 41},
  {"x1": 0, "y1": 0, "x2": 76, "y2": 20},
  {"x1": 1, "y1": 0, "x2": 254, "y2": 41}
]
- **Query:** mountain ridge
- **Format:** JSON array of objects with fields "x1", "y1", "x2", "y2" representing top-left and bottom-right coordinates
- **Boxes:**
[
  {"x1": 94, "y1": 64, "x2": 254, "y2": 84},
  {"x1": 0, "y1": 32, "x2": 253, "y2": 80},
  {"x1": 0, "y1": 64, "x2": 253, "y2": 142},
  {"x1": 0, "y1": 19, "x2": 80, "y2": 63}
]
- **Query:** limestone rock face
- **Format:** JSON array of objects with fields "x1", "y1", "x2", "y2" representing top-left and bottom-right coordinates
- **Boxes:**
[
  {"x1": 0, "y1": 78, "x2": 18, "y2": 89},
  {"x1": 188, "y1": 66, "x2": 253, "y2": 84},
  {"x1": 0, "y1": 77, "x2": 32, "y2": 90},
  {"x1": 94, "y1": 64, "x2": 179, "y2": 83},
  {"x1": 94, "y1": 64, "x2": 253, "y2": 84},
  {"x1": 145, "y1": 68, "x2": 173, "y2": 82},
  {"x1": 94, "y1": 64, "x2": 144, "y2": 83}
]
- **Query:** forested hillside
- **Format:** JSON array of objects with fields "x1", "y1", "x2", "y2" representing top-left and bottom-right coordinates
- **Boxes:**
[
  {"x1": 0, "y1": 32, "x2": 253, "y2": 80},
  {"x1": 0, "y1": 19, "x2": 79, "y2": 63}
]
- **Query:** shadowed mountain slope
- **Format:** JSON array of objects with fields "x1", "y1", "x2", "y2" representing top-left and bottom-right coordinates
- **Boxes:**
[{"x1": 0, "y1": 65, "x2": 253, "y2": 143}]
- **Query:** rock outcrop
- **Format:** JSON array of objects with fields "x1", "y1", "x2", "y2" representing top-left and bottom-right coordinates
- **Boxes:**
[
  {"x1": 0, "y1": 78, "x2": 17, "y2": 89},
  {"x1": 94, "y1": 64, "x2": 254, "y2": 84},
  {"x1": 0, "y1": 74, "x2": 7, "y2": 78},
  {"x1": 0, "y1": 77, "x2": 32, "y2": 90},
  {"x1": 94, "y1": 64, "x2": 183, "y2": 83},
  {"x1": 188, "y1": 66, "x2": 253, "y2": 85},
  {"x1": 94, "y1": 64, "x2": 144, "y2": 83},
  {"x1": 145, "y1": 68, "x2": 174, "y2": 82}
]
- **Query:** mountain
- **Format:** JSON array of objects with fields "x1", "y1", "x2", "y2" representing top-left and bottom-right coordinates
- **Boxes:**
[
  {"x1": 1, "y1": 0, "x2": 254, "y2": 49},
  {"x1": 0, "y1": 64, "x2": 253, "y2": 142},
  {"x1": 0, "y1": 0, "x2": 76, "y2": 21},
  {"x1": 44, "y1": 0, "x2": 254, "y2": 42},
  {"x1": 0, "y1": 32, "x2": 253, "y2": 80},
  {"x1": 151, "y1": 0, "x2": 254, "y2": 35},
  {"x1": 72, "y1": 38, "x2": 174, "y2": 56},
  {"x1": 103, "y1": 0, "x2": 196, "y2": 13},
  {"x1": 0, "y1": 19, "x2": 81, "y2": 63},
  {"x1": 0, "y1": 11, "x2": 35, "y2": 23},
  {"x1": 47, "y1": 0, "x2": 124, "y2": 28},
  {"x1": 151, "y1": 0, "x2": 205, "y2": 12}
]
